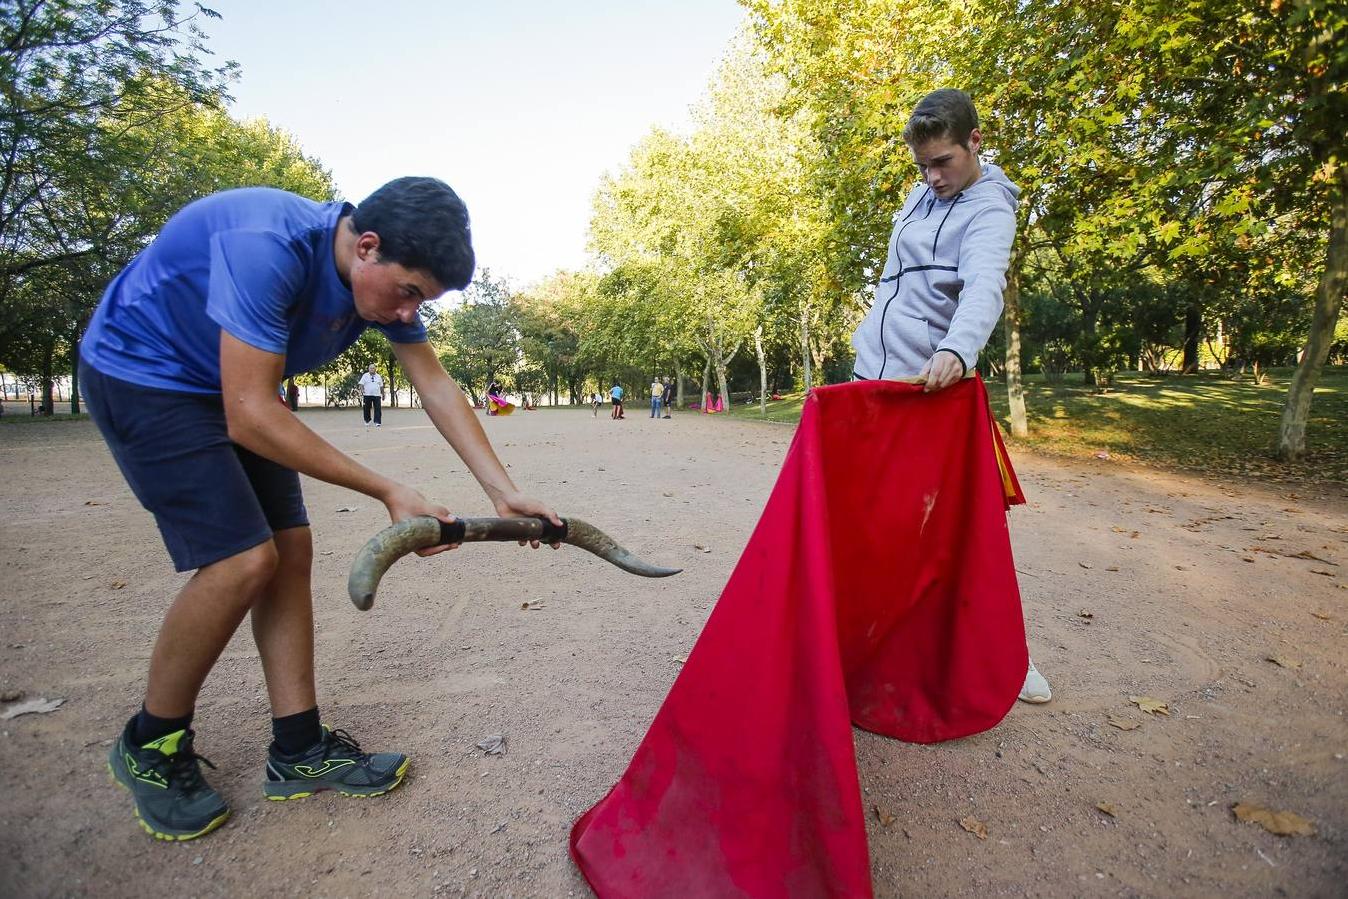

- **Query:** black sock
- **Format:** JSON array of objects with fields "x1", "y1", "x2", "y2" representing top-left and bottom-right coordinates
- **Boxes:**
[
  {"x1": 132, "y1": 705, "x2": 194, "y2": 746},
  {"x1": 272, "y1": 707, "x2": 322, "y2": 755}
]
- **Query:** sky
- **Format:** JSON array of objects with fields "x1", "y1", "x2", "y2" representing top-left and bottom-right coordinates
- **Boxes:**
[{"x1": 198, "y1": 1, "x2": 747, "y2": 291}]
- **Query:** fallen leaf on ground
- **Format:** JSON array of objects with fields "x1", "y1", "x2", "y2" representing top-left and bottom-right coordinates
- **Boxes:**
[
  {"x1": 0, "y1": 697, "x2": 65, "y2": 719},
  {"x1": 335, "y1": 506, "x2": 358, "y2": 513},
  {"x1": 873, "y1": 805, "x2": 896, "y2": 827},
  {"x1": 520, "y1": 600, "x2": 544, "y2": 610},
  {"x1": 1310, "y1": 611, "x2": 1332, "y2": 621},
  {"x1": 109, "y1": 580, "x2": 126, "y2": 590},
  {"x1": 1078, "y1": 610, "x2": 1094, "y2": 619},
  {"x1": 83, "y1": 500, "x2": 103, "y2": 506},
  {"x1": 1107, "y1": 716, "x2": 1141, "y2": 731},
  {"x1": 474, "y1": 735, "x2": 507, "y2": 755},
  {"x1": 958, "y1": 816, "x2": 988, "y2": 840},
  {"x1": 1105, "y1": 566, "x2": 1120, "y2": 572},
  {"x1": 1265, "y1": 655, "x2": 1302, "y2": 669},
  {"x1": 1078, "y1": 561, "x2": 1093, "y2": 569},
  {"x1": 1129, "y1": 696, "x2": 1170, "y2": 716},
  {"x1": 1095, "y1": 802, "x2": 1118, "y2": 818},
  {"x1": 1290, "y1": 550, "x2": 1335, "y2": 565},
  {"x1": 671, "y1": 656, "x2": 687, "y2": 664},
  {"x1": 1232, "y1": 802, "x2": 1315, "y2": 837}
]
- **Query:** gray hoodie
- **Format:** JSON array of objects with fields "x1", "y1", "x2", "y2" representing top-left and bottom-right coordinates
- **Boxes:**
[{"x1": 851, "y1": 163, "x2": 1020, "y2": 379}]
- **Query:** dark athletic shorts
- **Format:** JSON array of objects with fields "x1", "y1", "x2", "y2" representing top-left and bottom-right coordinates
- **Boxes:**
[
  {"x1": 611, "y1": 397, "x2": 622, "y2": 405},
  {"x1": 79, "y1": 358, "x2": 308, "y2": 572}
]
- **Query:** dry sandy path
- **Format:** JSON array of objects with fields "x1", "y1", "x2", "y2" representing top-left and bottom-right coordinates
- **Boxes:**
[{"x1": 1, "y1": 406, "x2": 1344, "y2": 898}]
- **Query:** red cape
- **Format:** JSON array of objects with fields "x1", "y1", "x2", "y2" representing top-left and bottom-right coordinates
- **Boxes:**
[{"x1": 571, "y1": 377, "x2": 1026, "y2": 898}]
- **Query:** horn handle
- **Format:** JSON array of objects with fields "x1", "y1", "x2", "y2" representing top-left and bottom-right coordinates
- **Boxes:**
[{"x1": 347, "y1": 515, "x2": 681, "y2": 610}]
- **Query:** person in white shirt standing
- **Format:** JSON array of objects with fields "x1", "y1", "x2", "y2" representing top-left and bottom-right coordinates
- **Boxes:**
[{"x1": 359, "y1": 363, "x2": 384, "y2": 427}]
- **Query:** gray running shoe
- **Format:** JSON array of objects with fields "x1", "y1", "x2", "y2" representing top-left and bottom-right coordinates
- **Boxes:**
[
  {"x1": 107, "y1": 721, "x2": 230, "y2": 841},
  {"x1": 264, "y1": 725, "x2": 409, "y2": 800}
]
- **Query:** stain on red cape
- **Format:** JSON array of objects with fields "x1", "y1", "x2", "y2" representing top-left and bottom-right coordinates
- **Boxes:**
[{"x1": 571, "y1": 377, "x2": 1027, "y2": 898}]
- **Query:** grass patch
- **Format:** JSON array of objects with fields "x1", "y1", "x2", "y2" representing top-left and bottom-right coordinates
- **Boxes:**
[{"x1": 723, "y1": 367, "x2": 1348, "y2": 487}]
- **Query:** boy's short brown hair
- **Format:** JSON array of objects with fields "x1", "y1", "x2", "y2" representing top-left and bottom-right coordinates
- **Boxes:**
[{"x1": 901, "y1": 89, "x2": 980, "y2": 148}]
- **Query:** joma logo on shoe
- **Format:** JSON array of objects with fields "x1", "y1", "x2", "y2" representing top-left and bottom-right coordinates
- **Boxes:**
[
  {"x1": 294, "y1": 759, "x2": 356, "y2": 778},
  {"x1": 125, "y1": 753, "x2": 167, "y2": 788}
]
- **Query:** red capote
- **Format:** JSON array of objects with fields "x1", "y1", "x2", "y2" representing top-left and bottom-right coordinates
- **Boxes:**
[{"x1": 571, "y1": 377, "x2": 1027, "y2": 898}]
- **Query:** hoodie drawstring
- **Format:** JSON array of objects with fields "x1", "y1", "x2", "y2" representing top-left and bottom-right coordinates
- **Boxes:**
[{"x1": 932, "y1": 192, "x2": 962, "y2": 259}]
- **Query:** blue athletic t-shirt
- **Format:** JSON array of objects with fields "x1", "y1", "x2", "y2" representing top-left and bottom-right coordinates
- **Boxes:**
[{"x1": 80, "y1": 187, "x2": 427, "y2": 394}]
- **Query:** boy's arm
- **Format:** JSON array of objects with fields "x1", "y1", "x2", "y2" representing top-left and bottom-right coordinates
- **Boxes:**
[
  {"x1": 936, "y1": 205, "x2": 1016, "y2": 375},
  {"x1": 219, "y1": 333, "x2": 457, "y2": 552},
  {"x1": 393, "y1": 340, "x2": 560, "y2": 537}
]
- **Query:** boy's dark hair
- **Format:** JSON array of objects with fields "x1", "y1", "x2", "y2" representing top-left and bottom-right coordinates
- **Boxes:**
[
  {"x1": 901, "y1": 89, "x2": 980, "y2": 148},
  {"x1": 351, "y1": 177, "x2": 475, "y2": 291}
]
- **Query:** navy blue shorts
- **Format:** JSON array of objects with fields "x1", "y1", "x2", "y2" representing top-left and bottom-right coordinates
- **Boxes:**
[{"x1": 80, "y1": 358, "x2": 308, "y2": 572}]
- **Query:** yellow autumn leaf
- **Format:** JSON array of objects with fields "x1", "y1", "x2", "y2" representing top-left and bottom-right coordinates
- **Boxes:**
[
  {"x1": 1107, "y1": 715, "x2": 1141, "y2": 731},
  {"x1": 1232, "y1": 802, "x2": 1315, "y2": 837},
  {"x1": 958, "y1": 816, "x2": 988, "y2": 840},
  {"x1": 1129, "y1": 696, "x2": 1169, "y2": 716},
  {"x1": 1096, "y1": 802, "x2": 1118, "y2": 818}
]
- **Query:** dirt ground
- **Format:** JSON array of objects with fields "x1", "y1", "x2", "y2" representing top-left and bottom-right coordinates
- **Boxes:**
[{"x1": 1, "y1": 405, "x2": 1344, "y2": 899}]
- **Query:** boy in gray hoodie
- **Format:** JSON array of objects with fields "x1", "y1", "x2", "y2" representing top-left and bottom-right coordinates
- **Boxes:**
[{"x1": 851, "y1": 88, "x2": 1051, "y2": 703}]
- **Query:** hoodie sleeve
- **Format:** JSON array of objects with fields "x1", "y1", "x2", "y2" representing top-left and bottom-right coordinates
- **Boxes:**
[{"x1": 937, "y1": 203, "x2": 1015, "y2": 371}]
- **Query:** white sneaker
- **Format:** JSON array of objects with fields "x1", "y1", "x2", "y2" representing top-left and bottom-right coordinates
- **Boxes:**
[{"x1": 1019, "y1": 658, "x2": 1051, "y2": 703}]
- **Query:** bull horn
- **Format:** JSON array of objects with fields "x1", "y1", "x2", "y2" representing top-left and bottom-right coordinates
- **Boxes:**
[{"x1": 348, "y1": 515, "x2": 681, "y2": 610}]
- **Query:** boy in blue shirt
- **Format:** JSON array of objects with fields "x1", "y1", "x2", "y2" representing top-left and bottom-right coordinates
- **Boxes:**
[{"x1": 81, "y1": 177, "x2": 559, "y2": 841}]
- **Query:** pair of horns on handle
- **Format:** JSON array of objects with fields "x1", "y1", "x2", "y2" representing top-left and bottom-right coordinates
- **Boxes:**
[{"x1": 348, "y1": 516, "x2": 681, "y2": 610}]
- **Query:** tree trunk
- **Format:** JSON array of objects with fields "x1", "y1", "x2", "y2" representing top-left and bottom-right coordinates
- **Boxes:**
[
  {"x1": 754, "y1": 325, "x2": 767, "y2": 414},
  {"x1": 700, "y1": 355, "x2": 711, "y2": 410},
  {"x1": 70, "y1": 353, "x2": 81, "y2": 415},
  {"x1": 384, "y1": 357, "x2": 399, "y2": 407},
  {"x1": 1182, "y1": 303, "x2": 1202, "y2": 373},
  {"x1": 1277, "y1": 164, "x2": 1348, "y2": 461},
  {"x1": 675, "y1": 365, "x2": 685, "y2": 408},
  {"x1": 800, "y1": 304, "x2": 813, "y2": 391},
  {"x1": 1082, "y1": 305, "x2": 1098, "y2": 387},
  {"x1": 40, "y1": 342, "x2": 54, "y2": 414},
  {"x1": 714, "y1": 353, "x2": 731, "y2": 413},
  {"x1": 1003, "y1": 252, "x2": 1028, "y2": 437}
]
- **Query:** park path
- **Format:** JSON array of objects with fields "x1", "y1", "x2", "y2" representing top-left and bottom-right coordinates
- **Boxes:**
[{"x1": 1, "y1": 406, "x2": 1344, "y2": 898}]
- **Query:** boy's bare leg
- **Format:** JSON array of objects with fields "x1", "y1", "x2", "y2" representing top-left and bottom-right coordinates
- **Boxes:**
[
  {"x1": 250, "y1": 526, "x2": 317, "y2": 718},
  {"x1": 142, "y1": 540, "x2": 280, "y2": 718}
]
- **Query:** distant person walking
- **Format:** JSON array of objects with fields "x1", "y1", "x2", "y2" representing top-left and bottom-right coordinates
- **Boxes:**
[
  {"x1": 661, "y1": 377, "x2": 673, "y2": 418},
  {"x1": 359, "y1": 364, "x2": 383, "y2": 427},
  {"x1": 610, "y1": 382, "x2": 625, "y2": 420},
  {"x1": 286, "y1": 378, "x2": 300, "y2": 412},
  {"x1": 649, "y1": 377, "x2": 663, "y2": 418},
  {"x1": 592, "y1": 392, "x2": 602, "y2": 417}
]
